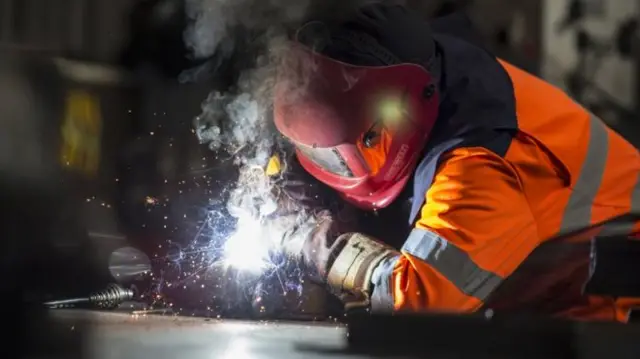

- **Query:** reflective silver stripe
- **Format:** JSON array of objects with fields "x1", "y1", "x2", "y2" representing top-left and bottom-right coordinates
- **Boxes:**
[
  {"x1": 558, "y1": 114, "x2": 609, "y2": 235},
  {"x1": 370, "y1": 254, "x2": 401, "y2": 312},
  {"x1": 401, "y1": 228, "x2": 503, "y2": 300}
]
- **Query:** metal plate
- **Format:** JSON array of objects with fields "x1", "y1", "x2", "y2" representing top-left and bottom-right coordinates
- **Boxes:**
[
  {"x1": 49, "y1": 309, "x2": 640, "y2": 359},
  {"x1": 53, "y1": 311, "x2": 360, "y2": 359}
]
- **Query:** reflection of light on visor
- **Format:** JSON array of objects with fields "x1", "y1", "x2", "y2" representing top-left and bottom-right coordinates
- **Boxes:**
[{"x1": 377, "y1": 97, "x2": 405, "y2": 128}]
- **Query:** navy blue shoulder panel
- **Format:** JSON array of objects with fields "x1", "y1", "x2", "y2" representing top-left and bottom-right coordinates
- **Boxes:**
[
  {"x1": 408, "y1": 14, "x2": 518, "y2": 224},
  {"x1": 432, "y1": 33, "x2": 517, "y2": 141}
]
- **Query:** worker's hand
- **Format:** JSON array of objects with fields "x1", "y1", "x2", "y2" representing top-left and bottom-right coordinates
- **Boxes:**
[
  {"x1": 279, "y1": 209, "x2": 350, "y2": 278},
  {"x1": 299, "y1": 210, "x2": 347, "y2": 280},
  {"x1": 284, "y1": 209, "x2": 399, "y2": 311},
  {"x1": 265, "y1": 152, "x2": 398, "y2": 310}
]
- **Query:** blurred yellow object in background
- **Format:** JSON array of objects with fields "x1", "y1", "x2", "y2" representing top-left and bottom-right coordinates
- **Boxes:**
[{"x1": 59, "y1": 89, "x2": 103, "y2": 176}]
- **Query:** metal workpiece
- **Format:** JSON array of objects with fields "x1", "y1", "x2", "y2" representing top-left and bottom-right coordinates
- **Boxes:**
[
  {"x1": 45, "y1": 309, "x2": 640, "y2": 359},
  {"x1": 55, "y1": 310, "x2": 353, "y2": 359},
  {"x1": 249, "y1": 273, "x2": 343, "y2": 321}
]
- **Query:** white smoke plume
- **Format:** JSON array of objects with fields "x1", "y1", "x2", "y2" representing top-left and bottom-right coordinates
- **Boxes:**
[{"x1": 184, "y1": 0, "x2": 312, "y2": 59}]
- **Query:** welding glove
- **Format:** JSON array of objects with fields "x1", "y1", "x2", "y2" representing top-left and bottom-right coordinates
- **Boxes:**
[
  {"x1": 300, "y1": 211, "x2": 399, "y2": 310},
  {"x1": 267, "y1": 153, "x2": 398, "y2": 309}
]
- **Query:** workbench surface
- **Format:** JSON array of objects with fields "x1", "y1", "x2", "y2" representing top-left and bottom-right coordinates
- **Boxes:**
[
  {"x1": 53, "y1": 310, "x2": 359, "y2": 359},
  {"x1": 48, "y1": 309, "x2": 640, "y2": 359}
]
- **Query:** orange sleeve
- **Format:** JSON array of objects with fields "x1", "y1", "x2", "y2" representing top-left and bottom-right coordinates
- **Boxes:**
[{"x1": 371, "y1": 147, "x2": 538, "y2": 313}]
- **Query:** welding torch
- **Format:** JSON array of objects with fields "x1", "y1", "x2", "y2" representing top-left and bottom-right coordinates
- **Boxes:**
[{"x1": 44, "y1": 283, "x2": 134, "y2": 310}]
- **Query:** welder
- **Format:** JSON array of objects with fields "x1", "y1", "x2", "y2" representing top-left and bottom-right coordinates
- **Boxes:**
[{"x1": 270, "y1": 3, "x2": 640, "y2": 321}]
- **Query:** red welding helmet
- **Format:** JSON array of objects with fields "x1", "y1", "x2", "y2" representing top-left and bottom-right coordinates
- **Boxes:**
[{"x1": 273, "y1": 4, "x2": 439, "y2": 210}]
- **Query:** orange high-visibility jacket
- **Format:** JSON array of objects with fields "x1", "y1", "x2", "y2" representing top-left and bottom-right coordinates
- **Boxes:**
[{"x1": 368, "y1": 24, "x2": 640, "y2": 322}]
